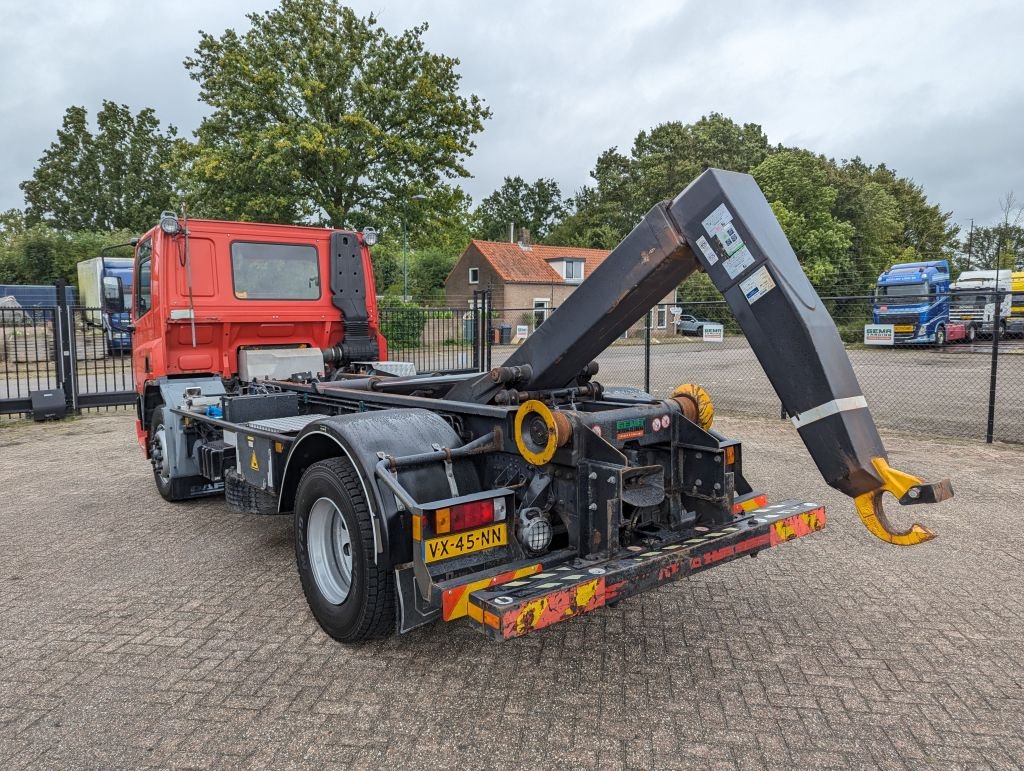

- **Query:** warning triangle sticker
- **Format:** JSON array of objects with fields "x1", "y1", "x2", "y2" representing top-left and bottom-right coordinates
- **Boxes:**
[{"x1": 250, "y1": 450, "x2": 259, "y2": 471}]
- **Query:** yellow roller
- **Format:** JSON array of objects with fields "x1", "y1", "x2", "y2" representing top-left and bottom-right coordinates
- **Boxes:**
[{"x1": 514, "y1": 400, "x2": 570, "y2": 466}]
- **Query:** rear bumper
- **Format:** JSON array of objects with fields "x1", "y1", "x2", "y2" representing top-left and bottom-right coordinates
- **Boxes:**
[{"x1": 467, "y1": 499, "x2": 826, "y2": 639}]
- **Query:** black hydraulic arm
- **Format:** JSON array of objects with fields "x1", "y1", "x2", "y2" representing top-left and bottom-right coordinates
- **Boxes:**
[
  {"x1": 446, "y1": 203, "x2": 701, "y2": 403},
  {"x1": 449, "y1": 168, "x2": 951, "y2": 545}
]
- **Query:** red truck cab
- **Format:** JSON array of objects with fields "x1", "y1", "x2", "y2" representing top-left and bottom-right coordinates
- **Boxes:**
[{"x1": 130, "y1": 216, "x2": 385, "y2": 451}]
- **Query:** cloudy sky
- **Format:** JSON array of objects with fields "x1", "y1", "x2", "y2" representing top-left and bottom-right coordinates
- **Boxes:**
[{"x1": 1, "y1": 0, "x2": 1021, "y2": 234}]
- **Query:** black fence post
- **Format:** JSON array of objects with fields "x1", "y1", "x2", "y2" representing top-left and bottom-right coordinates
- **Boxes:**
[
  {"x1": 644, "y1": 309, "x2": 652, "y2": 394},
  {"x1": 484, "y1": 289, "x2": 493, "y2": 372},
  {"x1": 985, "y1": 287, "x2": 1004, "y2": 443},
  {"x1": 53, "y1": 279, "x2": 76, "y2": 411},
  {"x1": 471, "y1": 289, "x2": 481, "y2": 372}
]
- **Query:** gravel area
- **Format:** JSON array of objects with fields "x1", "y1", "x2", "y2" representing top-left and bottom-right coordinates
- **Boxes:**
[{"x1": 1, "y1": 412, "x2": 1021, "y2": 768}]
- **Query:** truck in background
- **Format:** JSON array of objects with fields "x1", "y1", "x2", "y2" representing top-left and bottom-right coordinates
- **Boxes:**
[
  {"x1": 950, "y1": 269, "x2": 1013, "y2": 340},
  {"x1": 872, "y1": 260, "x2": 964, "y2": 346},
  {"x1": 1009, "y1": 272, "x2": 1024, "y2": 337},
  {"x1": 77, "y1": 256, "x2": 134, "y2": 354}
]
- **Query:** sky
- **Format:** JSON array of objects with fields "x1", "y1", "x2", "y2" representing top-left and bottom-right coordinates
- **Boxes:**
[{"x1": 1, "y1": 0, "x2": 1022, "y2": 235}]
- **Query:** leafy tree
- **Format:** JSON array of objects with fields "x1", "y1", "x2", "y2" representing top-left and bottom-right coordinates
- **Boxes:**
[
  {"x1": 828, "y1": 158, "x2": 902, "y2": 292},
  {"x1": 630, "y1": 114, "x2": 769, "y2": 217},
  {"x1": 752, "y1": 150, "x2": 854, "y2": 291},
  {"x1": 961, "y1": 193, "x2": 1024, "y2": 271},
  {"x1": 0, "y1": 226, "x2": 135, "y2": 284},
  {"x1": 20, "y1": 102, "x2": 182, "y2": 231},
  {"x1": 182, "y1": 0, "x2": 489, "y2": 228},
  {"x1": 409, "y1": 247, "x2": 457, "y2": 301},
  {"x1": 550, "y1": 114, "x2": 769, "y2": 247},
  {"x1": 474, "y1": 176, "x2": 566, "y2": 242}
]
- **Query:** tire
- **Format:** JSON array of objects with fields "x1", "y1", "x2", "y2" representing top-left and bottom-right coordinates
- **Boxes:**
[
  {"x1": 967, "y1": 325, "x2": 977, "y2": 343},
  {"x1": 225, "y1": 468, "x2": 279, "y2": 515},
  {"x1": 934, "y1": 325, "x2": 946, "y2": 348},
  {"x1": 150, "y1": 406, "x2": 188, "y2": 502},
  {"x1": 696, "y1": 325, "x2": 703, "y2": 338},
  {"x1": 294, "y1": 458, "x2": 396, "y2": 642}
]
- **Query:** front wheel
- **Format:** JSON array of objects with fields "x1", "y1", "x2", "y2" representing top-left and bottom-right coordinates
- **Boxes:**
[
  {"x1": 934, "y1": 325, "x2": 946, "y2": 348},
  {"x1": 294, "y1": 458, "x2": 396, "y2": 642},
  {"x1": 150, "y1": 406, "x2": 187, "y2": 502}
]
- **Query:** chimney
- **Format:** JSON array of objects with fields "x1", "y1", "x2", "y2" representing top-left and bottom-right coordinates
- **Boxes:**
[{"x1": 518, "y1": 227, "x2": 532, "y2": 250}]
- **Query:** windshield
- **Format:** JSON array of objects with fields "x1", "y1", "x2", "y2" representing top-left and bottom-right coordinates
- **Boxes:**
[{"x1": 878, "y1": 282, "x2": 927, "y2": 299}]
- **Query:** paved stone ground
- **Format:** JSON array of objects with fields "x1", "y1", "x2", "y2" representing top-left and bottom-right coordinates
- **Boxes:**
[{"x1": 1, "y1": 413, "x2": 1022, "y2": 768}]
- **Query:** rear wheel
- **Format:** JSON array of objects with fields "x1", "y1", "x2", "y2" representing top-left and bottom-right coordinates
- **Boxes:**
[
  {"x1": 696, "y1": 325, "x2": 704, "y2": 338},
  {"x1": 294, "y1": 458, "x2": 396, "y2": 642}
]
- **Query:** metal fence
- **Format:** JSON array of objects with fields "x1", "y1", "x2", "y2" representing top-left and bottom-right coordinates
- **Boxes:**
[
  {"x1": 1, "y1": 297, "x2": 136, "y2": 418},
  {"x1": 462, "y1": 294, "x2": 1023, "y2": 445},
  {"x1": 4, "y1": 286, "x2": 1021, "y2": 446}
]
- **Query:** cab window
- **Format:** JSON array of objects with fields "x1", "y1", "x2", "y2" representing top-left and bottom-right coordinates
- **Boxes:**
[
  {"x1": 135, "y1": 238, "x2": 153, "y2": 317},
  {"x1": 230, "y1": 242, "x2": 320, "y2": 300}
]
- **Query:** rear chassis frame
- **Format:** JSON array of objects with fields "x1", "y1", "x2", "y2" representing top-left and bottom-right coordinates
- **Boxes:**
[{"x1": 171, "y1": 373, "x2": 827, "y2": 637}]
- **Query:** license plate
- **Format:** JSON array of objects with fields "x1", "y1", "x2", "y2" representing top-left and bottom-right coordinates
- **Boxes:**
[
  {"x1": 424, "y1": 523, "x2": 507, "y2": 563},
  {"x1": 894, "y1": 325, "x2": 914, "y2": 333}
]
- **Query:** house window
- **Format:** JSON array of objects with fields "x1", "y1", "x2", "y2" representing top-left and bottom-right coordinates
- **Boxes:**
[
  {"x1": 564, "y1": 260, "x2": 584, "y2": 283},
  {"x1": 468, "y1": 267, "x2": 480, "y2": 284},
  {"x1": 533, "y1": 298, "x2": 550, "y2": 328},
  {"x1": 656, "y1": 305, "x2": 667, "y2": 329}
]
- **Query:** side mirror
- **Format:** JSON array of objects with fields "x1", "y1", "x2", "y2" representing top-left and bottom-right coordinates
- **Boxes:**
[{"x1": 102, "y1": 276, "x2": 124, "y2": 313}]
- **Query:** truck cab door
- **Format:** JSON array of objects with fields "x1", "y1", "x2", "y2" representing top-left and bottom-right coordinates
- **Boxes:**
[{"x1": 131, "y1": 236, "x2": 156, "y2": 395}]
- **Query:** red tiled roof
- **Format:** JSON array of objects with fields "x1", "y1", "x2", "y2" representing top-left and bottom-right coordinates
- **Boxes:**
[{"x1": 466, "y1": 239, "x2": 610, "y2": 284}]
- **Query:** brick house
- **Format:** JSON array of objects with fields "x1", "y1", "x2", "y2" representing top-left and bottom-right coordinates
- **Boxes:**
[{"x1": 445, "y1": 240, "x2": 678, "y2": 334}]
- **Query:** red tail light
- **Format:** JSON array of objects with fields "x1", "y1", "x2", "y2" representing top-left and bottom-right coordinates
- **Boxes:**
[{"x1": 433, "y1": 498, "x2": 507, "y2": 534}]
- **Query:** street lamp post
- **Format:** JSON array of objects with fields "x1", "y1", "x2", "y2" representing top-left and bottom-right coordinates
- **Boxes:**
[{"x1": 402, "y1": 194, "x2": 427, "y2": 301}]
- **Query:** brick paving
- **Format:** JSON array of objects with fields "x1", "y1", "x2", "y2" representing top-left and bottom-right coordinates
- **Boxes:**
[{"x1": 1, "y1": 412, "x2": 1022, "y2": 768}]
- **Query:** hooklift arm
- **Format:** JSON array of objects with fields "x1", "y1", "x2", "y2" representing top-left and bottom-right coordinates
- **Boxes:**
[{"x1": 448, "y1": 168, "x2": 952, "y2": 545}]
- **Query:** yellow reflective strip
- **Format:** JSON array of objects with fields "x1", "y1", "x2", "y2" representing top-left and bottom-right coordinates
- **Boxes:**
[{"x1": 467, "y1": 602, "x2": 484, "y2": 623}]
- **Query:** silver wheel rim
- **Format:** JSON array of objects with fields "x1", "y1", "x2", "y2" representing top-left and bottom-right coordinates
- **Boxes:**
[
  {"x1": 152, "y1": 427, "x2": 171, "y2": 485},
  {"x1": 308, "y1": 497, "x2": 353, "y2": 605}
]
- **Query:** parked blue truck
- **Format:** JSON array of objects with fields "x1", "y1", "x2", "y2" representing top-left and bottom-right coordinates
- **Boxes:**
[
  {"x1": 872, "y1": 260, "x2": 965, "y2": 345},
  {"x1": 76, "y1": 256, "x2": 134, "y2": 354}
]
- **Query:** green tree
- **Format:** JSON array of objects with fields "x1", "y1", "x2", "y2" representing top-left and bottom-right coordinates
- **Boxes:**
[
  {"x1": 962, "y1": 192, "x2": 1024, "y2": 271},
  {"x1": 409, "y1": 247, "x2": 457, "y2": 301},
  {"x1": 752, "y1": 150, "x2": 854, "y2": 291},
  {"x1": 474, "y1": 176, "x2": 566, "y2": 242},
  {"x1": 551, "y1": 114, "x2": 770, "y2": 247},
  {"x1": 829, "y1": 158, "x2": 902, "y2": 291},
  {"x1": 0, "y1": 226, "x2": 135, "y2": 284},
  {"x1": 20, "y1": 102, "x2": 182, "y2": 231},
  {"x1": 182, "y1": 0, "x2": 489, "y2": 227}
]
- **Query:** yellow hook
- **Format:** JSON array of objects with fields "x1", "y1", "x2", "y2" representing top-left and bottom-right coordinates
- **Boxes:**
[{"x1": 853, "y1": 458, "x2": 937, "y2": 546}]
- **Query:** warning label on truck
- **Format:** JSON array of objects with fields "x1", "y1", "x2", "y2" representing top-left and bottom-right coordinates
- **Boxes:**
[
  {"x1": 695, "y1": 236, "x2": 718, "y2": 265},
  {"x1": 739, "y1": 265, "x2": 776, "y2": 304},
  {"x1": 702, "y1": 203, "x2": 732, "y2": 237},
  {"x1": 722, "y1": 245, "x2": 755, "y2": 279}
]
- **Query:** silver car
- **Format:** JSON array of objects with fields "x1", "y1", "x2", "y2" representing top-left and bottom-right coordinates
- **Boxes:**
[{"x1": 675, "y1": 314, "x2": 712, "y2": 336}]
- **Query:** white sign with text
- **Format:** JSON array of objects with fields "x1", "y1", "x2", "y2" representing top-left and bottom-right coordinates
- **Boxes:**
[
  {"x1": 702, "y1": 323, "x2": 724, "y2": 342},
  {"x1": 864, "y1": 324, "x2": 894, "y2": 346}
]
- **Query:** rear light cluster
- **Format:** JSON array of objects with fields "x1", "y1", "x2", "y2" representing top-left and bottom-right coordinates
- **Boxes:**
[{"x1": 432, "y1": 497, "x2": 507, "y2": 534}]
